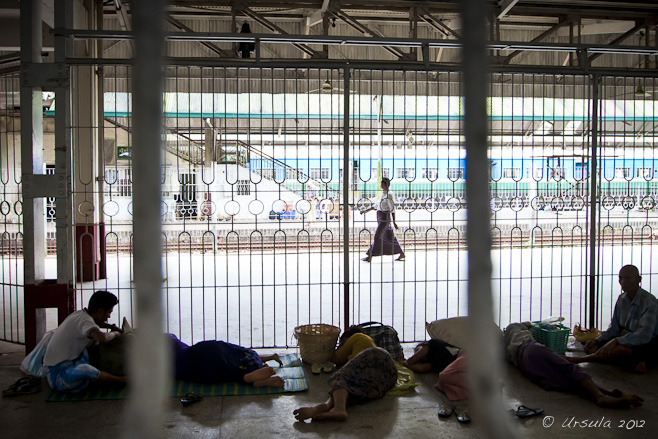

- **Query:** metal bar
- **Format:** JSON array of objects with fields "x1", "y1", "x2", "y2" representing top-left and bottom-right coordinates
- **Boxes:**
[
  {"x1": 420, "y1": 13, "x2": 461, "y2": 39},
  {"x1": 20, "y1": 0, "x2": 46, "y2": 287},
  {"x1": 504, "y1": 17, "x2": 572, "y2": 64},
  {"x1": 62, "y1": 56, "x2": 658, "y2": 77},
  {"x1": 239, "y1": 7, "x2": 319, "y2": 58},
  {"x1": 165, "y1": 14, "x2": 234, "y2": 58},
  {"x1": 343, "y1": 67, "x2": 351, "y2": 329},
  {"x1": 588, "y1": 22, "x2": 647, "y2": 63},
  {"x1": 462, "y1": 0, "x2": 518, "y2": 438},
  {"x1": 56, "y1": 28, "x2": 658, "y2": 55},
  {"x1": 126, "y1": 0, "x2": 167, "y2": 438},
  {"x1": 588, "y1": 74, "x2": 599, "y2": 329},
  {"x1": 54, "y1": 0, "x2": 73, "y2": 286},
  {"x1": 333, "y1": 10, "x2": 407, "y2": 59}
]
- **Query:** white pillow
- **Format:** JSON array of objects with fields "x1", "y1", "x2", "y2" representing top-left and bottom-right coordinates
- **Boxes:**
[{"x1": 426, "y1": 317, "x2": 502, "y2": 349}]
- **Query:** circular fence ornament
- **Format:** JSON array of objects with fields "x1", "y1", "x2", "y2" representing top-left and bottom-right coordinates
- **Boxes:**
[
  {"x1": 510, "y1": 197, "x2": 524, "y2": 212},
  {"x1": 531, "y1": 196, "x2": 545, "y2": 211},
  {"x1": 601, "y1": 196, "x2": 616, "y2": 210},
  {"x1": 424, "y1": 197, "x2": 440, "y2": 212},
  {"x1": 571, "y1": 196, "x2": 585, "y2": 211},
  {"x1": 271, "y1": 199, "x2": 286, "y2": 214},
  {"x1": 296, "y1": 199, "x2": 311, "y2": 215},
  {"x1": 490, "y1": 197, "x2": 502, "y2": 212},
  {"x1": 249, "y1": 199, "x2": 265, "y2": 216},
  {"x1": 356, "y1": 198, "x2": 372, "y2": 212},
  {"x1": 446, "y1": 197, "x2": 461, "y2": 212},
  {"x1": 640, "y1": 196, "x2": 655, "y2": 211},
  {"x1": 224, "y1": 200, "x2": 240, "y2": 216},
  {"x1": 402, "y1": 198, "x2": 416, "y2": 212},
  {"x1": 550, "y1": 197, "x2": 564, "y2": 211},
  {"x1": 103, "y1": 200, "x2": 120, "y2": 217},
  {"x1": 78, "y1": 201, "x2": 95, "y2": 217},
  {"x1": 621, "y1": 195, "x2": 635, "y2": 211}
]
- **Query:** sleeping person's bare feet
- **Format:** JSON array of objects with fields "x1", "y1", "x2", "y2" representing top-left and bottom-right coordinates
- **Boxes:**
[
  {"x1": 596, "y1": 392, "x2": 643, "y2": 408},
  {"x1": 312, "y1": 407, "x2": 348, "y2": 422},
  {"x1": 294, "y1": 403, "x2": 330, "y2": 421},
  {"x1": 253, "y1": 376, "x2": 285, "y2": 388}
]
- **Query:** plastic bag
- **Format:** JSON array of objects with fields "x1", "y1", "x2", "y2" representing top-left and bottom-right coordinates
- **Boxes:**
[
  {"x1": 386, "y1": 361, "x2": 418, "y2": 396},
  {"x1": 20, "y1": 330, "x2": 54, "y2": 377}
]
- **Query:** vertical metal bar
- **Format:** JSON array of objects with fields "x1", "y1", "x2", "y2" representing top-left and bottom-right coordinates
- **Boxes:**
[
  {"x1": 588, "y1": 74, "x2": 599, "y2": 329},
  {"x1": 343, "y1": 67, "x2": 351, "y2": 329},
  {"x1": 126, "y1": 0, "x2": 166, "y2": 438},
  {"x1": 462, "y1": 0, "x2": 517, "y2": 437},
  {"x1": 54, "y1": 0, "x2": 73, "y2": 286},
  {"x1": 20, "y1": 0, "x2": 45, "y2": 286},
  {"x1": 95, "y1": 0, "x2": 104, "y2": 288}
]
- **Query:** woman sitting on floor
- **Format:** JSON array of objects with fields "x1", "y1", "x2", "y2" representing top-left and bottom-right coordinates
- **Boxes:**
[
  {"x1": 293, "y1": 332, "x2": 398, "y2": 422},
  {"x1": 168, "y1": 334, "x2": 284, "y2": 388}
]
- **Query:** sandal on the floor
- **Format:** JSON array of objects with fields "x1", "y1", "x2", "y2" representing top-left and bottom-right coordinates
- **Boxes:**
[
  {"x1": 455, "y1": 407, "x2": 471, "y2": 423},
  {"x1": 321, "y1": 361, "x2": 334, "y2": 373},
  {"x1": 180, "y1": 393, "x2": 202, "y2": 407},
  {"x1": 361, "y1": 257, "x2": 371, "y2": 262},
  {"x1": 311, "y1": 363, "x2": 323, "y2": 374},
  {"x1": 2, "y1": 376, "x2": 41, "y2": 397},
  {"x1": 510, "y1": 405, "x2": 544, "y2": 418},
  {"x1": 437, "y1": 404, "x2": 453, "y2": 418}
]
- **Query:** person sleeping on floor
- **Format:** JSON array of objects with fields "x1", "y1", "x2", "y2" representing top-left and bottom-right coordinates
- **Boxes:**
[
  {"x1": 89, "y1": 327, "x2": 285, "y2": 388},
  {"x1": 504, "y1": 322, "x2": 643, "y2": 408},
  {"x1": 167, "y1": 334, "x2": 284, "y2": 388},
  {"x1": 400, "y1": 323, "x2": 644, "y2": 410},
  {"x1": 293, "y1": 333, "x2": 398, "y2": 422}
]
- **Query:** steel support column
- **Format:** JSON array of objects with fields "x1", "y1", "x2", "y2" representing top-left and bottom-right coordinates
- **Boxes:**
[
  {"x1": 462, "y1": 0, "x2": 517, "y2": 437},
  {"x1": 588, "y1": 74, "x2": 600, "y2": 328},
  {"x1": 343, "y1": 67, "x2": 350, "y2": 329},
  {"x1": 126, "y1": 0, "x2": 167, "y2": 438},
  {"x1": 20, "y1": 0, "x2": 47, "y2": 351}
]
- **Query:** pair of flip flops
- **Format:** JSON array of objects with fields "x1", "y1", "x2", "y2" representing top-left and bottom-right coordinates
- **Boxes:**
[
  {"x1": 311, "y1": 361, "x2": 334, "y2": 374},
  {"x1": 438, "y1": 404, "x2": 471, "y2": 423},
  {"x1": 180, "y1": 393, "x2": 202, "y2": 407},
  {"x1": 510, "y1": 405, "x2": 544, "y2": 418},
  {"x1": 2, "y1": 376, "x2": 42, "y2": 397}
]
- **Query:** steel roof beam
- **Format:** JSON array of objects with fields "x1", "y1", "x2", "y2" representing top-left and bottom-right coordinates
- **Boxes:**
[
  {"x1": 165, "y1": 14, "x2": 234, "y2": 58},
  {"x1": 497, "y1": 0, "x2": 519, "y2": 20},
  {"x1": 503, "y1": 16, "x2": 572, "y2": 64},
  {"x1": 236, "y1": 5, "x2": 323, "y2": 58},
  {"x1": 588, "y1": 21, "x2": 647, "y2": 64},
  {"x1": 331, "y1": 9, "x2": 409, "y2": 60},
  {"x1": 419, "y1": 13, "x2": 461, "y2": 39}
]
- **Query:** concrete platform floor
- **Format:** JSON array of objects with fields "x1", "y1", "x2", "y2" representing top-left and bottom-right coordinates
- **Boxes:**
[{"x1": 1, "y1": 341, "x2": 656, "y2": 439}]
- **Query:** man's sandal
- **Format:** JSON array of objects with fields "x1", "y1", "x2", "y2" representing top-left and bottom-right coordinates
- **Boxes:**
[
  {"x1": 455, "y1": 407, "x2": 471, "y2": 423},
  {"x1": 510, "y1": 405, "x2": 544, "y2": 418},
  {"x1": 2, "y1": 376, "x2": 41, "y2": 397},
  {"x1": 437, "y1": 404, "x2": 453, "y2": 418},
  {"x1": 180, "y1": 393, "x2": 202, "y2": 407}
]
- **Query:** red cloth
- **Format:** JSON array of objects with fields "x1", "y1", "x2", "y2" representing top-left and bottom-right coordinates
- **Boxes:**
[{"x1": 434, "y1": 351, "x2": 469, "y2": 401}]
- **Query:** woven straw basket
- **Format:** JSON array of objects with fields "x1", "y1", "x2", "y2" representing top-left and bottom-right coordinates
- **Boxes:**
[{"x1": 294, "y1": 324, "x2": 341, "y2": 364}]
